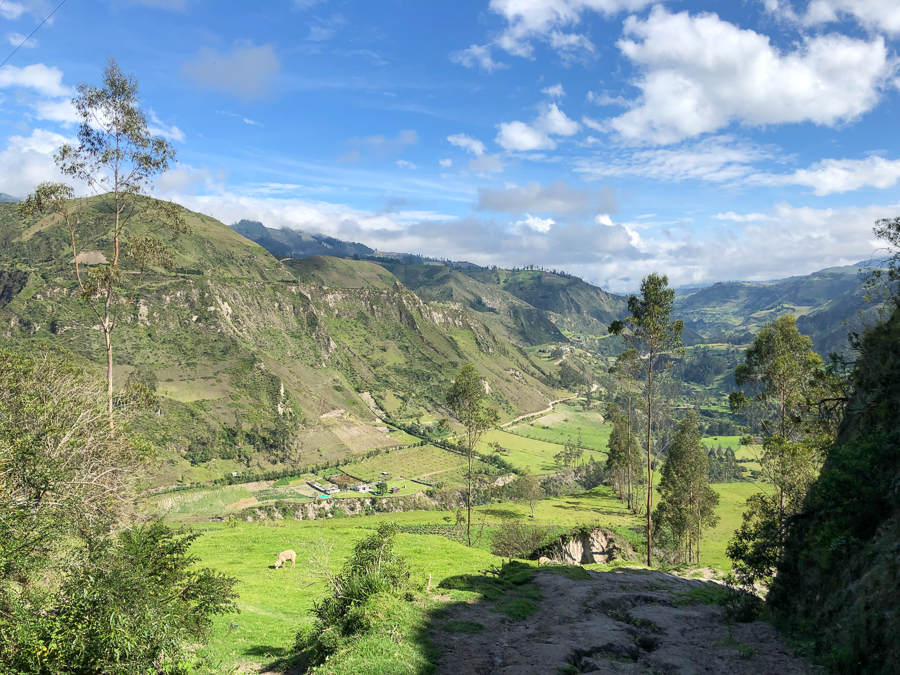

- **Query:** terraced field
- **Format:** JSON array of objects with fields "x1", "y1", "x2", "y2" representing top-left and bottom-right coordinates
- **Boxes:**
[{"x1": 342, "y1": 444, "x2": 467, "y2": 483}]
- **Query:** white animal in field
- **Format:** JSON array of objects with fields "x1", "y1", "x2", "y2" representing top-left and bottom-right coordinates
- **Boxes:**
[{"x1": 274, "y1": 550, "x2": 296, "y2": 570}]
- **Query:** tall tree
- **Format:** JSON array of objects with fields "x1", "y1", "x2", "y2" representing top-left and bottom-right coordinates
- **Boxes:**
[
  {"x1": 509, "y1": 467, "x2": 544, "y2": 518},
  {"x1": 18, "y1": 58, "x2": 188, "y2": 424},
  {"x1": 655, "y1": 410, "x2": 720, "y2": 564},
  {"x1": 727, "y1": 315, "x2": 839, "y2": 590},
  {"x1": 610, "y1": 272, "x2": 684, "y2": 565},
  {"x1": 446, "y1": 364, "x2": 499, "y2": 546}
]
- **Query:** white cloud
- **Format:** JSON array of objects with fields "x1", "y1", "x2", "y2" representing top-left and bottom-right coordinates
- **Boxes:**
[
  {"x1": 447, "y1": 133, "x2": 486, "y2": 156},
  {"x1": 496, "y1": 120, "x2": 555, "y2": 151},
  {"x1": 495, "y1": 103, "x2": 580, "y2": 151},
  {"x1": 512, "y1": 213, "x2": 555, "y2": 233},
  {"x1": 183, "y1": 42, "x2": 280, "y2": 100},
  {"x1": 450, "y1": 44, "x2": 508, "y2": 73},
  {"x1": 0, "y1": 64, "x2": 72, "y2": 98},
  {"x1": 293, "y1": 0, "x2": 328, "y2": 7},
  {"x1": 576, "y1": 136, "x2": 777, "y2": 183},
  {"x1": 487, "y1": 0, "x2": 653, "y2": 60},
  {"x1": 396, "y1": 159, "x2": 418, "y2": 169},
  {"x1": 439, "y1": 158, "x2": 452, "y2": 168},
  {"x1": 607, "y1": 7, "x2": 894, "y2": 145},
  {"x1": 713, "y1": 211, "x2": 767, "y2": 222},
  {"x1": 148, "y1": 110, "x2": 185, "y2": 143},
  {"x1": 748, "y1": 156, "x2": 900, "y2": 195},
  {"x1": 6, "y1": 32, "x2": 37, "y2": 48},
  {"x1": 0, "y1": 128, "x2": 77, "y2": 199},
  {"x1": 541, "y1": 83, "x2": 565, "y2": 98},
  {"x1": 467, "y1": 154, "x2": 505, "y2": 173},
  {"x1": 594, "y1": 213, "x2": 613, "y2": 225},
  {"x1": 771, "y1": 0, "x2": 900, "y2": 36},
  {"x1": 586, "y1": 91, "x2": 628, "y2": 106}
]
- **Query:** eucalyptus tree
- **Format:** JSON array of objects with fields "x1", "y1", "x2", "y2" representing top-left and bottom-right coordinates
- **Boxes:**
[
  {"x1": 18, "y1": 58, "x2": 188, "y2": 424},
  {"x1": 727, "y1": 315, "x2": 840, "y2": 590},
  {"x1": 656, "y1": 410, "x2": 720, "y2": 564},
  {"x1": 610, "y1": 273, "x2": 684, "y2": 565},
  {"x1": 446, "y1": 363, "x2": 500, "y2": 546}
]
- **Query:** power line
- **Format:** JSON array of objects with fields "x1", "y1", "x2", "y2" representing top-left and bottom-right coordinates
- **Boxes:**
[{"x1": 0, "y1": 0, "x2": 70, "y2": 69}]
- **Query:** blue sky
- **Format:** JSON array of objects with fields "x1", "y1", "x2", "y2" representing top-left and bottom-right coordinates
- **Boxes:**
[{"x1": 1, "y1": 0, "x2": 899, "y2": 291}]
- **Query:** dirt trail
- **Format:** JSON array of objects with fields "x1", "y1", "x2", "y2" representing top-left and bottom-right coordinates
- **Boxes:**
[{"x1": 431, "y1": 568, "x2": 816, "y2": 675}]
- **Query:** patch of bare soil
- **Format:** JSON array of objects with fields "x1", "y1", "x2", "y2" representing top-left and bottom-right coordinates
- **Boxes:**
[
  {"x1": 431, "y1": 569, "x2": 817, "y2": 675},
  {"x1": 226, "y1": 497, "x2": 258, "y2": 510}
]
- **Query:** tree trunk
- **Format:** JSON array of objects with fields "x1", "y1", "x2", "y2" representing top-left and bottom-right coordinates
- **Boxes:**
[
  {"x1": 467, "y1": 436, "x2": 473, "y2": 547},
  {"x1": 646, "y1": 359, "x2": 653, "y2": 567}
]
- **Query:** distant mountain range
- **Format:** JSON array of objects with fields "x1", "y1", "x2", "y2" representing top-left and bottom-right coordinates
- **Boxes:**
[{"x1": 0, "y1": 193, "x2": 19, "y2": 203}]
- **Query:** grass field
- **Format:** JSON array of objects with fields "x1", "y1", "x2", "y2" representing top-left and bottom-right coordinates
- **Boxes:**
[
  {"x1": 150, "y1": 485, "x2": 253, "y2": 517},
  {"x1": 508, "y1": 403, "x2": 611, "y2": 456},
  {"x1": 174, "y1": 476, "x2": 758, "y2": 672},
  {"x1": 476, "y1": 429, "x2": 598, "y2": 474}
]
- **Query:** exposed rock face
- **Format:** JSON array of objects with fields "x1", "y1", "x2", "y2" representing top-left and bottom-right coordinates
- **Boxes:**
[{"x1": 537, "y1": 528, "x2": 636, "y2": 565}]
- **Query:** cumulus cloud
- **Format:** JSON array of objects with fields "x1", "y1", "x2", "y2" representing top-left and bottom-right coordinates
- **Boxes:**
[
  {"x1": 541, "y1": 83, "x2": 565, "y2": 98},
  {"x1": 0, "y1": 128, "x2": 76, "y2": 199},
  {"x1": 183, "y1": 42, "x2": 280, "y2": 100},
  {"x1": 607, "y1": 7, "x2": 894, "y2": 145},
  {"x1": 768, "y1": 0, "x2": 900, "y2": 36},
  {"x1": 478, "y1": 179, "x2": 617, "y2": 214},
  {"x1": 450, "y1": 44, "x2": 508, "y2": 72},
  {"x1": 748, "y1": 156, "x2": 900, "y2": 195},
  {"x1": 512, "y1": 213, "x2": 556, "y2": 233},
  {"x1": 447, "y1": 133, "x2": 486, "y2": 156},
  {"x1": 487, "y1": 0, "x2": 653, "y2": 60},
  {"x1": 496, "y1": 102, "x2": 580, "y2": 151},
  {"x1": 439, "y1": 158, "x2": 452, "y2": 168},
  {"x1": 396, "y1": 159, "x2": 418, "y2": 169},
  {"x1": 0, "y1": 64, "x2": 72, "y2": 98}
]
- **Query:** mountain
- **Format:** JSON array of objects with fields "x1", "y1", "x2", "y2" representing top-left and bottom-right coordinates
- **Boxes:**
[
  {"x1": 0, "y1": 193, "x2": 19, "y2": 203},
  {"x1": 231, "y1": 219, "x2": 374, "y2": 259},
  {"x1": 674, "y1": 262, "x2": 876, "y2": 354},
  {"x1": 0, "y1": 199, "x2": 563, "y2": 486}
]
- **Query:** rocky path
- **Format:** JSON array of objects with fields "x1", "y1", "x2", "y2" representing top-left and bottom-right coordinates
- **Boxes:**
[{"x1": 431, "y1": 568, "x2": 817, "y2": 675}]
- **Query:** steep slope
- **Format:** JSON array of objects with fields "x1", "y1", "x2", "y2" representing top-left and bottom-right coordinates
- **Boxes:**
[
  {"x1": 769, "y1": 303, "x2": 900, "y2": 674},
  {"x1": 675, "y1": 263, "x2": 875, "y2": 353},
  {"x1": 377, "y1": 262, "x2": 567, "y2": 346},
  {"x1": 231, "y1": 219, "x2": 373, "y2": 259},
  {"x1": 0, "y1": 199, "x2": 560, "y2": 486}
]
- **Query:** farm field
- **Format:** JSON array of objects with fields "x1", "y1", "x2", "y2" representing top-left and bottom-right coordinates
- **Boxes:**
[
  {"x1": 337, "y1": 444, "x2": 466, "y2": 483},
  {"x1": 476, "y1": 429, "x2": 578, "y2": 474},
  {"x1": 508, "y1": 403, "x2": 612, "y2": 456},
  {"x1": 703, "y1": 482, "x2": 763, "y2": 570}
]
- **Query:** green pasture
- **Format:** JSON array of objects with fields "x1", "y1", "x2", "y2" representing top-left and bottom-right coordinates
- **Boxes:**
[
  {"x1": 509, "y1": 403, "x2": 611, "y2": 455},
  {"x1": 476, "y1": 429, "x2": 575, "y2": 474},
  {"x1": 701, "y1": 482, "x2": 764, "y2": 570}
]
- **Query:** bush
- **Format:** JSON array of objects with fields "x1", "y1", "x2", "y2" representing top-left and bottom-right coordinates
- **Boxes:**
[
  {"x1": 296, "y1": 523, "x2": 412, "y2": 666},
  {"x1": 490, "y1": 521, "x2": 547, "y2": 561}
]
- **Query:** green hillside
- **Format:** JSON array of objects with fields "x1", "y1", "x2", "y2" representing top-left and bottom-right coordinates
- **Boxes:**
[
  {"x1": 675, "y1": 264, "x2": 875, "y2": 353},
  {"x1": 378, "y1": 261, "x2": 568, "y2": 346},
  {"x1": 0, "y1": 198, "x2": 563, "y2": 487}
]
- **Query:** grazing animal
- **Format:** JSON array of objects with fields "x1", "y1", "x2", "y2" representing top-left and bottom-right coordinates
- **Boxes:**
[{"x1": 274, "y1": 550, "x2": 296, "y2": 570}]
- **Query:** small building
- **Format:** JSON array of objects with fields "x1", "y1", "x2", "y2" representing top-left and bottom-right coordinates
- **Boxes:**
[
  {"x1": 355, "y1": 484, "x2": 371, "y2": 493},
  {"x1": 231, "y1": 472, "x2": 240, "y2": 477},
  {"x1": 325, "y1": 485, "x2": 340, "y2": 494},
  {"x1": 390, "y1": 487, "x2": 400, "y2": 494}
]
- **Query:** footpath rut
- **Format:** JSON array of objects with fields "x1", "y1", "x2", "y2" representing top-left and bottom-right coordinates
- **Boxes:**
[{"x1": 431, "y1": 568, "x2": 817, "y2": 675}]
